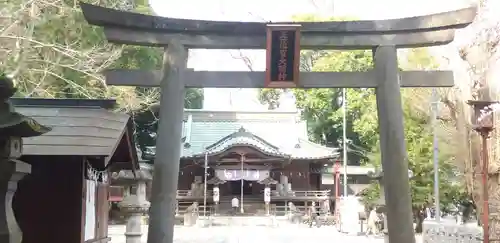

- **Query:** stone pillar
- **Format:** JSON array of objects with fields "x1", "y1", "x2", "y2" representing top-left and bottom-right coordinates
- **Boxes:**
[
  {"x1": 286, "y1": 183, "x2": 292, "y2": 194},
  {"x1": 280, "y1": 175, "x2": 288, "y2": 185},
  {"x1": 279, "y1": 175, "x2": 288, "y2": 196},
  {"x1": 373, "y1": 46, "x2": 415, "y2": 243},
  {"x1": 147, "y1": 40, "x2": 187, "y2": 243},
  {"x1": 276, "y1": 184, "x2": 284, "y2": 196},
  {"x1": 0, "y1": 158, "x2": 30, "y2": 243},
  {"x1": 119, "y1": 181, "x2": 150, "y2": 243}
]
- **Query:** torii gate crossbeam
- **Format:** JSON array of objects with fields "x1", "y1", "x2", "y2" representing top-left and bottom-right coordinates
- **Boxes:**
[{"x1": 79, "y1": 3, "x2": 476, "y2": 243}]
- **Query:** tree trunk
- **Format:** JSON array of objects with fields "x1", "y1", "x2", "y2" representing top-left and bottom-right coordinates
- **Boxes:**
[{"x1": 487, "y1": 174, "x2": 500, "y2": 241}]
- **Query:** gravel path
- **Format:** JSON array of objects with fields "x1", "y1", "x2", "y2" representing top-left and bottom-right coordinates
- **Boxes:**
[{"x1": 108, "y1": 225, "x2": 389, "y2": 243}]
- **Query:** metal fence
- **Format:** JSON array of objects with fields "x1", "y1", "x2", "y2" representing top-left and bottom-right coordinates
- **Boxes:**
[{"x1": 423, "y1": 220, "x2": 482, "y2": 243}]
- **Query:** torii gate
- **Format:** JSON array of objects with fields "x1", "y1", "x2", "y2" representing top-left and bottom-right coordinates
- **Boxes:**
[{"x1": 80, "y1": 3, "x2": 475, "y2": 243}]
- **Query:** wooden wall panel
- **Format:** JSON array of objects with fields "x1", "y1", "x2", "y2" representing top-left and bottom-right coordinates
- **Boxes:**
[
  {"x1": 283, "y1": 162, "x2": 310, "y2": 191},
  {"x1": 96, "y1": 184, "x2": 109, "y2": 239},
  {"x1": 14, "y1": 156, "x2": 83, "y2": 243}
]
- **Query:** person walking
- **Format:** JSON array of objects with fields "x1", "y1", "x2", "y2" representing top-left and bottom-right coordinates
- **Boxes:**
[
  {"x1": 231, "y1": 196, "x2": 239, "y2": 215},
  {"x1": 308, "y1": 202, "x2": 320, "y2": 228},
  {"x1": 366, "y1": 207, "x2": 378, "y2": 236}
]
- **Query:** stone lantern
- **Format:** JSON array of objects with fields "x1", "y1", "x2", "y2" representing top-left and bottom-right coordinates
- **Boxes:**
[
  {"x1": 111, "y1": 163, "x2": 152, "y2": 243},
  {"x1": 0, "y1": 74, "x2": 50, "y2": 243},
  {"x1": 467, "y1": 100, "x2": 498, "y2": 133},
  {"x1": 467, "y1": 100, "x2": 499, "y2": 243},
  {"x1": 368, "y1": 169, "x2": 413, "y2": 243}
]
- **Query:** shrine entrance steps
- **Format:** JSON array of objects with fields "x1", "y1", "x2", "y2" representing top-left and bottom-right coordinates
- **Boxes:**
[
  {"x1": 202, "y1": 216, "x2": 280, "y2": 227},
  {"x1": 218, "y1": 195, "x2": 265, "y2": 216}
]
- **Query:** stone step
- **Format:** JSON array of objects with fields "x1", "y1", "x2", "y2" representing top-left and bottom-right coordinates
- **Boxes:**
[
  {"x1": 219, "y1": 201, "x2": 264, "y2": 208},
  {"x1": 218, "y1": 196, "x2": 265, "y2": 215},
  {"x1": 206, "y1": 216, "x2": 279, "y2": 227}
]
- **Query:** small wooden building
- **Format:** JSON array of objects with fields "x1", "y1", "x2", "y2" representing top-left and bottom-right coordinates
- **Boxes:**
[{"x1": 11, "y1": 98, "x2": 138, "y2": 243}]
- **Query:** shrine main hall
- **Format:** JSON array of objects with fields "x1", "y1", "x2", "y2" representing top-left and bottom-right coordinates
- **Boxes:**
[{"x1": 124, "y1": 108, "x2": 373, "y2": 215}]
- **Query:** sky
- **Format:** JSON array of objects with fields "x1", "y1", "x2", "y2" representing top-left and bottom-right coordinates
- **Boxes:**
[{"x1": 150, "y1": 0, "x2": 473, "y2": 111}]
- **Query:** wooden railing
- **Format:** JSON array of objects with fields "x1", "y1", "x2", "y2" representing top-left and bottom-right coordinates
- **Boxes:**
[
  {"x1": 266, "y1": 190, "x2": 331, "y2": 198},
  {"x1": 176, "y1": 190, "x2": 213, "y2": 197},
  {"x1": 270, "y1": 205, "x2": 325, "y2": 216},
  {"x1": 289, "y1": 190, "x2": 331, "y2": 198},
  {"x1": 175, "y1": 189, "x2": 329, "y2": 198},
  {"x1": 176, "y1": 190, "x2": 190, "y2": 197}
]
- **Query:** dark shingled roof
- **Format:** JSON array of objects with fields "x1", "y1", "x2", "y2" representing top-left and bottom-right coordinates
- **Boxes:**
[{"x1": 11, "y1": 98, "x2": 131, "y2": 156}]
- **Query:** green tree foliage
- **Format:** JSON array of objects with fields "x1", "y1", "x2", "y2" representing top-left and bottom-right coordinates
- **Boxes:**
[
  {"x1": 353, "y1": 49, "x2": 465, "y2": 211},
  {"x1": 293, "y1": 50, "x2": 373, "y2": 158},
  {"x1": 1, "y1": 0, "x2": 203, "y2": 159},
  {"x1": 257, "y1": 13, "x2": 467, "y2": 217}
]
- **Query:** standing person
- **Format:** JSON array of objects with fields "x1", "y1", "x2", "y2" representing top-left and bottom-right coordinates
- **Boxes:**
[
  {"x1": 366, "y1": 207, "x2": 378, "y2": 236},
  {"x1": 308, "y1": 202, "x2": 320, "y2": 227},
  {"x1": 288, "y1": 202, "x2": 301, "y2": 223},
  {"x1": 231, "y1": 196, "x2": 239, "y2": 215}
]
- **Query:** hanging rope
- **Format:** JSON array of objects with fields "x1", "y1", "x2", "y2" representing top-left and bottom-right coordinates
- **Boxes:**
[{"x1": 85, "y1": 160, "x2": 108, "y2": 184}]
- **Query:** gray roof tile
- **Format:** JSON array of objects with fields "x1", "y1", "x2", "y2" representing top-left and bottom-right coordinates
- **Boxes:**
[
  {"x1": 15, "y1": 105, "x2": 129, "y2": 156},
  {"x1": 181, "y1": 109, "x2": 338, "y2": 160}
]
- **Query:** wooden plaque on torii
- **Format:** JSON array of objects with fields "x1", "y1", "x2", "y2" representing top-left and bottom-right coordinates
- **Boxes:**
[{"x1": 265, "y1": 24, "x2": 301, "y2": 88}]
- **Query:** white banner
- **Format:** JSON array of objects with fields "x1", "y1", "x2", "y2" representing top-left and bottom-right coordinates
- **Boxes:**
[
  {"x1": 213, "y1": 187, "x2": 220, "y2": 202},
  {"x1": 264, "y1": 187, "x2": 271, "y2": 203},
  {"x1": 215, "y1": 169, "x2": 269, "y2": 181},
  {"x1": 84, "y1": 180, "x2": 96, "y2": 241},
  {"x1": 321, "y1": 174, "x2": 335, "y2": 185}
]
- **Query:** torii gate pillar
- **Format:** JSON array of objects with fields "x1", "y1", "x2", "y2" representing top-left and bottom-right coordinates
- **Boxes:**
[
  {"x1": 374, "y1": 46, "x2": 415, "y2": 241},
  {"x1": 147, "y1": 41, "x2": 187, "y2": 243},
  {"x1": 79, "y1": 3, "x2": 476, "y2": 243}
]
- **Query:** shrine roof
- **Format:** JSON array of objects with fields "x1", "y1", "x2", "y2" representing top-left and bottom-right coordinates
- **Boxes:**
[
  {"x1": 10, "y1": 98, "x2": 136, "y2": 163},
  {"x1": 204, "y1": 127, "x2": 286, "y2": 157},
  {"x1": 180, "y1": 109, "x2": 338, "y2": 160}
]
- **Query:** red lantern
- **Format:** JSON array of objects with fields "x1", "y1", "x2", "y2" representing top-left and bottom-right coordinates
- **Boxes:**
[{"x1": 334, "y1": 161, "x2": 341, "y2": 174}]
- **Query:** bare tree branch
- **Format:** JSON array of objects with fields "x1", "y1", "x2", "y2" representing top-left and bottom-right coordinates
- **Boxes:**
[{"x1": 1, "y1": 0, "x2": 162, "y2": 113}]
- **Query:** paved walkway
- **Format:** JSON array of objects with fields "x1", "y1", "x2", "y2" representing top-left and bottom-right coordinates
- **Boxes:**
[{"x1": 109, "y1": 225, "x2": 388, "y2": 243}]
